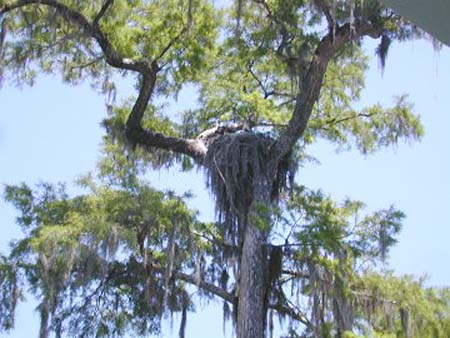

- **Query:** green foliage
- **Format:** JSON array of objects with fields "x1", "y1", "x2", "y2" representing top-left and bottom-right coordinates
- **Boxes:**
[
  {"x1": 2, "y1": 162, "x2": 450, "y2": 337},
  {"x1": 353, "y1": 274, "x2": 450, "y2": 338},
  {"x1": 0, "y1": 0, "x2": 218, "y2": 94},
  {"x1": 0, "y1": 256, "x2": 21, "y2": 331},
  {"x1": 277, "y1": 186, "x2": 404, "y2": 261},
  {"x1": 1, "y1": 163, "x2": 208, "y2": 336},
  {"x1": 271, "y1": 186, "x2": 450, "y2": 338},
  {"x1": 310, "y1": 95, "x2": 424, "y2": 153}
]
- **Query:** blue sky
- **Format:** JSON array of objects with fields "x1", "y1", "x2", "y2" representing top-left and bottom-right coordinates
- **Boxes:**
[{"x1": 1, "y1": 37, "x2": 449, "y2": 337}]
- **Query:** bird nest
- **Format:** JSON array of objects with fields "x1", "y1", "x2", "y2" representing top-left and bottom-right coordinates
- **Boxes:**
[{"x1": 204, "y1": 131, "x2": 295, "y2": 243}]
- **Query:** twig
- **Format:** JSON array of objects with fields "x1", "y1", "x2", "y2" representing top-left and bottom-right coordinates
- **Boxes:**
[{"x1": 93, "y1": 0, "x2": 114, "y2": 28}]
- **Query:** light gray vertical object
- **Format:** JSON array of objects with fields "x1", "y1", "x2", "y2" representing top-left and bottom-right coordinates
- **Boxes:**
[{"x1": 380, "y1": 0, "x2": 450, "y2": 47}]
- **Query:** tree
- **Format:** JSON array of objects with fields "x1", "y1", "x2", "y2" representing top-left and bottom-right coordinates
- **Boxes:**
[
  {"x1": 3, "y1": 164, "x2": 450, "y2": 338},
  {"x1": 0, "y1": 1, "x2": 443, "y2": 338}
]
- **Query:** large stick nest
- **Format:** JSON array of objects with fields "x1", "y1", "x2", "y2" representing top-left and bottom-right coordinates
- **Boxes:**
[{"x1": 204, "y1": 131, "x2": 295, "y2": 243}]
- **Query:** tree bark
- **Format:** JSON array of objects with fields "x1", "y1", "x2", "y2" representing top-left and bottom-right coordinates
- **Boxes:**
[
  {"x1": 238, "y1": 224, "x2": 267, "y2": 338},
  {"x1": 237, "y1": 177, "x2": 272, "y2": 338}
]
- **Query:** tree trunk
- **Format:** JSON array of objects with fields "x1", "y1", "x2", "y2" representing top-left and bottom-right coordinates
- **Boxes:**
[
  {"x1": 237, "y1": 178, "x2": 271, "y2": 338},
  {"x1": 237, "y1": 224, "x2": 267, "y2": 338},
  {"x1": 39, "y1": 296, "x2": 50, "y2": 338}
]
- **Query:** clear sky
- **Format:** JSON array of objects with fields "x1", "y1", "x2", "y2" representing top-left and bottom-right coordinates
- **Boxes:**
[{"x1": 1, "y1": 37, "x2": 449, "y2": 337}]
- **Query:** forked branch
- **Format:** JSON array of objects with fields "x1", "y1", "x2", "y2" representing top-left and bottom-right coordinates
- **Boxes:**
[{"x1": 1, "y1": 0, "x2": 208, "y2": 160}]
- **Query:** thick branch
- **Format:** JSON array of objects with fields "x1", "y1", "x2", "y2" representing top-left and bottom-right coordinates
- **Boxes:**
[
  {"x1": 125, "y1": 122, "x2": 208, "y2": 160},
  {"x1": 150, "y1": 265, "x2": 234, "y2": 303},
  {"x1": 273, "y1": 22, "x2": 383, "y2": 163},
  {"x1": 124, "y1": 72, "x2": 208, "y2": 160}
]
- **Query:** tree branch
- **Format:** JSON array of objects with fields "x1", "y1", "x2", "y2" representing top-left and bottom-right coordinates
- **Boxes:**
[
  {"x1": 191, "y1": 230, "x2": 239, "y2": 256},
  {"x1": 253, "y1": 0, "x2": 284, "y2": 29},
  {"x1": 281, "y1": 269, "x2": 309, "y2": 279},
  {"x1": 247, "y1": 63, "x2": 269, "y2": 98},
  {"x1": 314, "y1": 0, "x2": 335, "y2": 36},
  {"x1": 155, "y1": 26, "x2": 188, "y2": 65},
  {"x1": 0, "y1": 0, "x2": 148, "y2": 72},
  {"x1": 318, "y1": 111, "x2": 380, "y2": 131},
  {"x1": 273, "y1": 21, "x2": 384, "y2": 164},
  {"x1": 174, "y1": 270, "x2": 235, "y2": 303},
  {"x1": 268, "y1": 301, "x2": 312, "y2": 329},
  {"x1": 67, "y1": 56, "x2": 104, "y2": 71},
  {"x1": 123, "y1": 72, "x2": 208, "y2": 160},
  {"x1": 150, "y1": 264, "x2": 234, "y2": 303},
  {"x1": 93, "y1": 0, "x2": 114, "y2": 28}
]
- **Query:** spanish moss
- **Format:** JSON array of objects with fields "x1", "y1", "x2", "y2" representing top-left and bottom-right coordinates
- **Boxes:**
[{"x1": 376, "y1": 34, "x2": 392, "y2": 72}]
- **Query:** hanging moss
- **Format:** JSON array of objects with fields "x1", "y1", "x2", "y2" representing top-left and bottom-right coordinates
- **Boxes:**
[
  {"x1": 268, "y1": 245, "x2": 283, "y2": 289},
  {"x1": 376, "y1": 34, "x2": 392, "y2": 72},
  {"x1": 0, "y1": 260, "x2": 21, "y2": 331}
]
